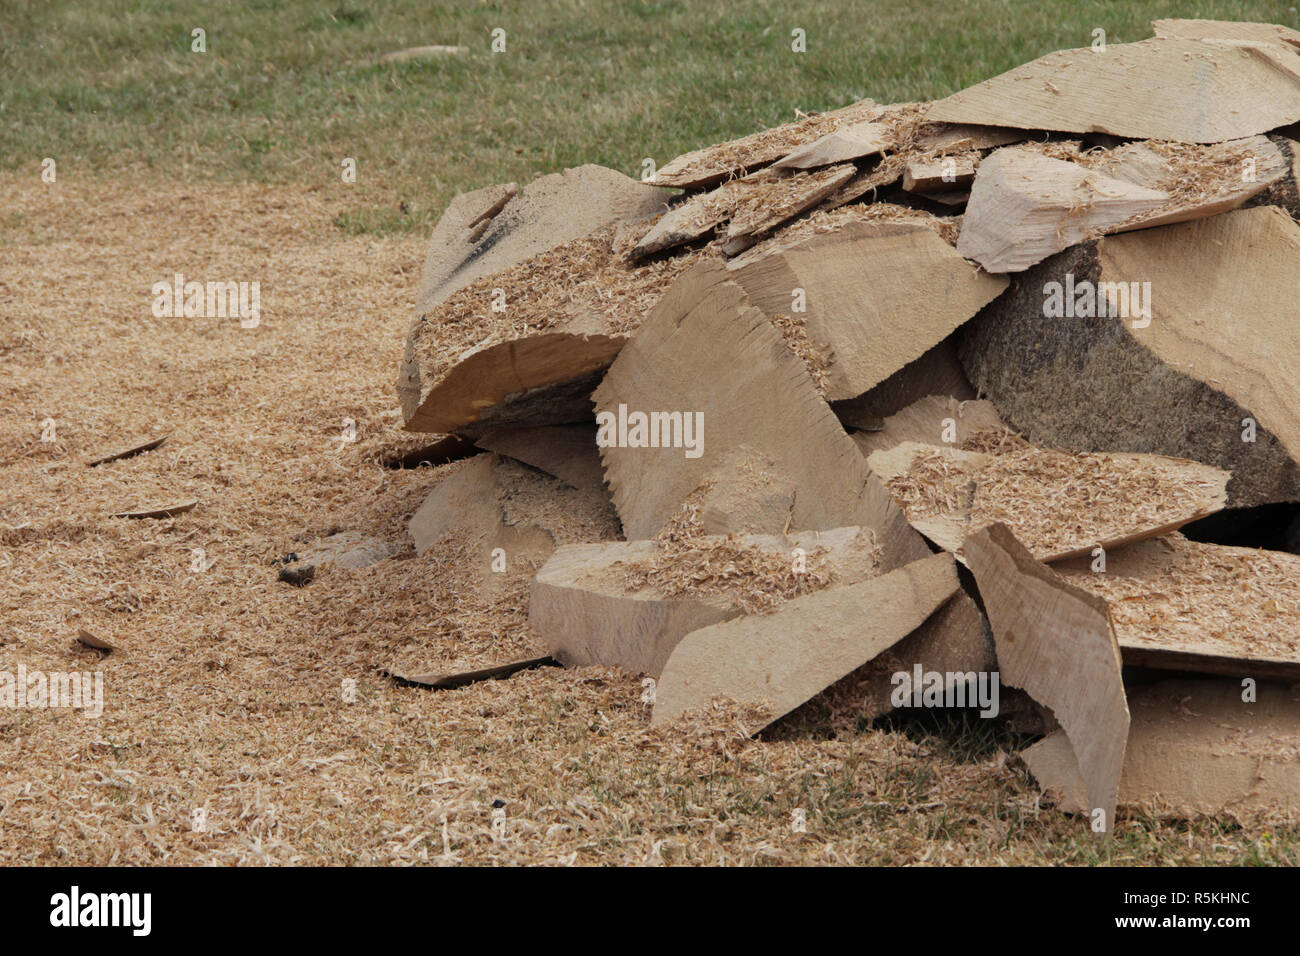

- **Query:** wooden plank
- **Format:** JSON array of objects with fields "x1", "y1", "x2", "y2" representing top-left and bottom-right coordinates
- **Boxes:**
[
  {"x1": 530, "y1": 526, "x2": 882, "y2": 677},
  {"x1": 902, "y1": 155, "x2": 977, "y2": 193},
  {"x1": 772, "y1": 121, "x2": 890, "y2": 170},
  {"x1": 958, "y1": 147, "x2": 1168, "y2": 273},
  {"x1": 1151, "y1": 18, "x2": 1300, "y2": 49},
  {"x1": 404, "y1": 331, "x2": 624, "y2": 435},
  {"x1": 964, "y1": 523, "x2": 1129, "y2": 832},
  {"x1": 852, "y1": 395, "x2": 1005, "y2": 458},
  {"x1": 652, "y1": 552, "x2": 959, "y2": 732},
  {"x1": 475, "y1": 424, "x2": 605, "y2": 492},
  {"x1": 927, "y1": 38, "x2": 1300, "y2": 143},
  {"x1": 648, "y1": 99, "x2": 878, "y2": 189}
]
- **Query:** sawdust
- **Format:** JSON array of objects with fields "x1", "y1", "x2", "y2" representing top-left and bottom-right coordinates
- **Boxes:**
[
  {"x1": 1063, "y1": 536, "x2": 1300, "y2": 664},
  {"x1": 619, "y1": 486, "x2": 845, "y2": 614},
  {"x1": 769, "y1": 314, "x2": 833, "y2": 395},
  {"x1": 408, "y1": 224, "x2": 715, "y2": 385},
  {"x1": 652, "y1": 99, "x2": 881, "y2": 187},
  {"x1": 887, "y1": 445, "x2": 1221, "y2": 557}
]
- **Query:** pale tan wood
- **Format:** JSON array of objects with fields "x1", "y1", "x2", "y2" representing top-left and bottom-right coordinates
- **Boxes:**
[
  {"x1": 832, "y1": 335, "x2": 977, "y2": 426},
  {"x1": 530, "y1": 526, "x2": 882, "y2": 677},
  {"x1": 649, "y1": 99, "x2": 878, "y2": 189},
  {"x1": 1056, "y1": 535, "x2": 1300, "y2": 679},
  {"x1": 1152, "y1": 18, "x2": 1300, "y2": 48},
  {"x1": 927, "y1": 38, "x2": 1300, "y2": 143},
  {"x1": 652, "y1": 552, "x2": 959, "y2": 732},
  {"x1": 869, "y1": 442, "x2": 1228, "y2": 563},
  {"x1": 728, "y1": 221, "x2": 1006, "y2": 400},
  {"x1": 964, "y1": 523, "x2": 1129, "y2": 831},
  {"x1": 772, "y1": 121, "x2": 890, "y2": 170},
  {"x1": 958, "y1": 147, "x2": 1169, "y2": 273},
  {"x1": 914, "y1": 123, "x2": 1026, "y2": 153},
  {"x1": 1100, "y1": 136, "x2": 1286, "y2": 231},
  {"x1": 475, "y1": 424, "x2": 605, "y2": 492},
  {"x1": 593, "y1": 260, "x2": 930, "y2": 570},
  {"x1": 852, "y1": 395, "x2": 1005, "y2": 458},
  {"x1": 902, "y1": 156, "x2": 977, "y2": 193},
  {"x1": 724, "y1": 165, "x2": 856, "y2": 242},
  {"x1": 403, "y1": 331, "x2": 624, "y2": 434},
  {"x1": 383, "y1": 656, "x2": 557, "y2": 690},
  {"x1": 1101, "y1": 206, "x2": 1300, "y2": 475},
  {"x1": 1025, "y1": 679, "x2": 1300, "y2": 820}
]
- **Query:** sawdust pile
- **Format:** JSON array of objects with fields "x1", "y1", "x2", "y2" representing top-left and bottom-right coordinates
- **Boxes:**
[
  {"x1": 619, "y1": 487, "x2": 845, "y2": 614},
  {"x1": 888, "y1": 446, "x2": 1219, "y2": 556},
  {"x1": 408, "y1": 225, "x2": 714, "y2": 383},
  {"x1": 1064, "y1": 536, "x2": 1300, "y2": 664}
]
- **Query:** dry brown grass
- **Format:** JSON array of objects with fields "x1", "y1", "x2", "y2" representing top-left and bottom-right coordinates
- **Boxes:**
[{"x1": 1, "y1": 172, "x2": 1295, "y2": 866}]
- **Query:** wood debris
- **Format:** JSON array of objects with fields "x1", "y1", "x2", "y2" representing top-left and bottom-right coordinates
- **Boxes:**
[{"x1": 376, "y1": 19, "x2": 1300, "y2": 835}]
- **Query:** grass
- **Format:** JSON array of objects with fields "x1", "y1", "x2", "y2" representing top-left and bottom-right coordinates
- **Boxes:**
[{"x1": 3, "y1": 0, "x2": 1299, "y2": 234}]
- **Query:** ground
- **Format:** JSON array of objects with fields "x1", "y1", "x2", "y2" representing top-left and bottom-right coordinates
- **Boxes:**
[{"x1": 2, "y1": 0, "x2": 1298, "y2": 865}]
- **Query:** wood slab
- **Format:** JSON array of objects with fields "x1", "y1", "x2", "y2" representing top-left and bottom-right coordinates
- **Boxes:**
[
  {"x1": 728, "y1": 221, "x2": 1007, "y2": 401},
  {"x1": 593, "y1": 260, "x2": 929, "y2": 570},
  {"x1": 927, "y1": 38, "x2": 1300, "y2": 143},
  {"x1": 1025, "y1": 678, "x2": 1300, "y2": 820},
  {"x1": 652, "y1": 552, "x2": 959, "y2": 732},
  {"x1": 964, "y1": 523, "x2": 1129, "y2": 831}
]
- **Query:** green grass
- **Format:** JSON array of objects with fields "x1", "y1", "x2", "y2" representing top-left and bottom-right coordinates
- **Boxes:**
[{"x1": 4, "y1": 0, "x2": 1299, "y2": 234}]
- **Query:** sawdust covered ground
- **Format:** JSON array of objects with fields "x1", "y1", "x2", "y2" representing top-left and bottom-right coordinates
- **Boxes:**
[{"x1": 1, "y1": 173, "x2": 1293, "y2": 865}]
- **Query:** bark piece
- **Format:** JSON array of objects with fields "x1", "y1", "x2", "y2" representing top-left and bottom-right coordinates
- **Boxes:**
[
  {"x1": 652, "y1": 552, "x2": 959, "y2": 731},
  {"x1": 76, "y1": 629, "x2": 115, "y2": 652},
  {"x1": 111, "y1": 500, "x2": 196, "y2": 519},
  {"x1": 960, "y1": 205, "x2": 1300, "y2": 507},
  {"x1": 926, "y1": 38, "x2": 1300, "y2": 143},
  {"x1": 87, "y1": 436, "x2": 166, "y2": 467},
  {"x1": 964, "y1": 523, "x2": 1129, "y2": 831},
  {"x1": 727, "y1": 221, "x2": 1007, "y2": 401},
  {"x1": 384, "y1": 656, "x2": 557, "y2": 690},
  {"x1": 593, "y1": 260, "x2": 928, "y2": 570},
  {"x1": 531, "y1": 526, "x2": 880, "y2": 677},
  {"x1": 1024, "y1": 678, "x2": 1300, "y2": 820},
  {"x1": 1056, "y1": 535, "x2": 1300, "y2": 680},
  {"x1": 871, "y1": 442, "x2": 1228, "y2": 562}
]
